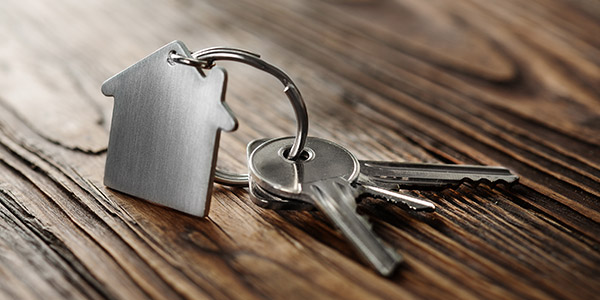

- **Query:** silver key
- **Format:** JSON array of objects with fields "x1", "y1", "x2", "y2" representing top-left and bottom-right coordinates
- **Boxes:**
[
  {"x1": 249, "y1": 174, "x2": 435, "y2": 212},
  {"x1": 248, "y1": 137, "x2": 402, "y2": 276},
  {"x1": 247, "y1": 139, "x2": 518, "y2": 211},
  {"x1": 359, "y1": 161, "x2": 519, "y2": 190},
  {"x1": 246, "y1": 139, "x2": 434, "y2": 212}
]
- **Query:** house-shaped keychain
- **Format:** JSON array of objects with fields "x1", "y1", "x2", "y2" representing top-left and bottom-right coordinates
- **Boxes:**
[{"x1": 101, "y1": 40, "x2": 238, "y2": 217}]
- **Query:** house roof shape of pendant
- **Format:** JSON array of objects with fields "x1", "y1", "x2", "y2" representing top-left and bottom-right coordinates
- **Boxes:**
[{"x1": 102, "y1": 40, "x2": 238, "y2": 217}]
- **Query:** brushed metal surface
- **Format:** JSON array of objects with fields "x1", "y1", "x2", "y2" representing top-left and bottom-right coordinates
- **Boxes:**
[
  {"x1": 101, "y1": 40, "x2": 238, "y2": 217},
  {"x1": 248, "y1": 136, "x2": 359, "y2": 199}
]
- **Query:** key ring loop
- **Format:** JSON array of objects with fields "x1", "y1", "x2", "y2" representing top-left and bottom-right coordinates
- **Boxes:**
[
  {"x1": 172, "y1": 47, "x2": 309, "y2": 187},
  {"x1": 169, "y1": 53, "x2": 213, "y2": 69}
]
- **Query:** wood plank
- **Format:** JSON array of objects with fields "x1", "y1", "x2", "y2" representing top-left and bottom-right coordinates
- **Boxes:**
[{"x1": 0, "y1": 0, "x2": 598, "y2": 299}]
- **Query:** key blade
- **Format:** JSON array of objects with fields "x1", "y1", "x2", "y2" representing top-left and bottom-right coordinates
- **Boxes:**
[
  {"x1": 309, "y1": 179, "x2": 402, "y2": 276},
  {"x1": 360, "y1": 161, "x2": 519, "y2": 190},
  {"x1": 360, "y1": 184, "x2": 435, "y2": 212}
]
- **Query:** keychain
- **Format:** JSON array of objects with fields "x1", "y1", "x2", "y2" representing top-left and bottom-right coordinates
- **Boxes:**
[
  {"x1": 102, "y1": 40, "x2": 518, "y2": 276},
  {"x1": 102, "y1": 40, "x2": 309, "y2": 217}
]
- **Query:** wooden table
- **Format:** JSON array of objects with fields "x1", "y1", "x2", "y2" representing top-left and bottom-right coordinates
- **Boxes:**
[{"x1": 1, "y1": 0, "x2": 598, "y2": 299}]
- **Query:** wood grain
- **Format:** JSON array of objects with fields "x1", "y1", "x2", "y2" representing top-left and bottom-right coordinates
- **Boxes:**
[{"x1": 0, "y1": 0, "x2": 598, "y2": 299}]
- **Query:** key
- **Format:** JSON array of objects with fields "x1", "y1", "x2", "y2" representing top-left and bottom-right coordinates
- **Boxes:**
[
  {"x1": 247, "y1": 139, "x2": 518, "y2": 212},
  {"x1": 246, "y1": 139, "x2": 433, "y2": 212},
  {"x1": 249, "y1": 177, "x2": 315, "y2": 211},
  {"x1": 248, "y1": 137, "x2": 402, "y2": 276},
  {"x1": 359, "y1": 161, "x2": 519, "y2": 190},
  {"x1": 250, "y1": 178, "x2": 435, "y2": 212},
  {"x1": 247, "y1": 139, "x2": 435, "y2": 211}
]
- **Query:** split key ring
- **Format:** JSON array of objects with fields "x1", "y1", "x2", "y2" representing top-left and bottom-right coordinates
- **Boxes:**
[{"x1": 172, "y1": 47, "x2": 309, "y2": 187}]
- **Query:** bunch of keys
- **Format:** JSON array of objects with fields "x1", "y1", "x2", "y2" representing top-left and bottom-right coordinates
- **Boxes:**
[
  {"x1": 244, "y1": 137, "x2": 518, "y2": 275},
  {"x1": 102, "y1": 41, "x2": 519, "y2": 276}
]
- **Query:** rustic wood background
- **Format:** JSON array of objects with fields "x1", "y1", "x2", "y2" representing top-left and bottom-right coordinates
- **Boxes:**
[{"x1": 1, "y1": 0, "x2": 599, "y2": 299}]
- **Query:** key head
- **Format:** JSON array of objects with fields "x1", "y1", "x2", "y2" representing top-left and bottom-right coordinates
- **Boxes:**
[
  {"x1": 247, "y1": 138, "x2": 316, "y2": 210},
  {"x1": 249, "y1": 136, "x2": 360, "y2": 200},
  {"x1": 249, "y1": 179, "x2": 316, "y2": 211}
]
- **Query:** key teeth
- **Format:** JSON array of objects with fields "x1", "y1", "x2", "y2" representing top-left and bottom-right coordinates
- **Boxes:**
[
  {"x1": 360, "y1": 185, "x2": 436, "y2": 213},
  {"x1": 361, "y1": 162, "x2": 520, "y2": 191},
  {"x1": 391, "y1": 199, "x2": 422, "y2": 212},
  {"x1": 406, "y1": 203, "x2": 421, "y2": 211},
  {"x1": 461, "y1": 176, "x2": 519, "y2": 189}
]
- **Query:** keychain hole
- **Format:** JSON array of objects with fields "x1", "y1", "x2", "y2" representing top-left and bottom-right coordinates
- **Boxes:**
[
  {"x1": 280, "y1": 146, "x2": 314, "y2": 162},
  {"x1": 167, "y1": 51, "x2": 176, "y2": 66}
]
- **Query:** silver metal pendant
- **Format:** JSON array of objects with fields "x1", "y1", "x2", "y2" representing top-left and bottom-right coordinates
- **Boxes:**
[{"x1": 101, "y1": 40, "x2": 238, "y2": 217}]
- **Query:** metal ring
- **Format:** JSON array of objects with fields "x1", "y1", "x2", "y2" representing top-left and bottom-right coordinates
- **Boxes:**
[
  {"x1": 169, "y1": 52, "x2": 212, "y2": 68},
  {"x1": 213, "y1": 169, "x2": 250, "y2": 187},
  {"x1": 174, "y1": 47, "x2": 309, "y2": 187}
]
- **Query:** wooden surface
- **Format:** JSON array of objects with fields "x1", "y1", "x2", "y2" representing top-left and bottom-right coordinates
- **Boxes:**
[{"x1": 0, "y1": 0, "x2": 599, "y2": 299}]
